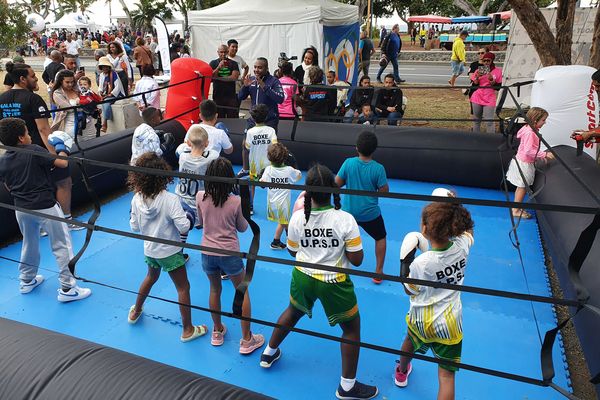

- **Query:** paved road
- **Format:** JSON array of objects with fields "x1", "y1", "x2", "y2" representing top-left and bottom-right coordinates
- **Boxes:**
[{"x1": 22, "y1": 57, "x2": 474, "y2": 86}]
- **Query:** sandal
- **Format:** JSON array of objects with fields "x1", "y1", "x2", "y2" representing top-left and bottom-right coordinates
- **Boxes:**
[
  {"x1": 128, "y1": 305, "x2": 143, "y2": 324},
  {"x1": 512, "y1": 209, "x2": 532, "y2": 219},
  {"x1": 372, "y1": 278, "x2": 383, "y2": 285},
  {"x1": 181, "y1": 324, "x2": 208, "y2": 343}
]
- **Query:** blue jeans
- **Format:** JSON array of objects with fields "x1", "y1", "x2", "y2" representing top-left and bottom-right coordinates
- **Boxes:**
[
  {"x1": 376, "y1": 111, "x2": 403, "y2": 126},
  {"x1": 377, "y1": 54, "x2": 400, "y2": 82}
]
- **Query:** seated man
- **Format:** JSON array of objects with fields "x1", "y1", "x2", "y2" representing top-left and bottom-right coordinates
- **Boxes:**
[{"x1": 374, "y1": 74, "x2": 403, "y2": 126}]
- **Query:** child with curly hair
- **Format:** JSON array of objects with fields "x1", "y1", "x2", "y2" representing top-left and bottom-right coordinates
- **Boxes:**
[
  {"x1": 260, "y1": 142, "x2": 301, "y2": 249},
  {"x1": 395, "y1": 201, "x2": 474, "y2": 400},
  {"x1": 128, "y1": 152, "x2": 207, "y2": 342}
]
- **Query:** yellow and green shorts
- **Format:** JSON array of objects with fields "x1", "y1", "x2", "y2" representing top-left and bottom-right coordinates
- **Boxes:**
[{"x1": 407, "y1": 326, "x2": 462, "y2": 372}]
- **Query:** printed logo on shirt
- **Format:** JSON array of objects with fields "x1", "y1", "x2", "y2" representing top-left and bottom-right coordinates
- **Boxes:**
[
  {"x1": 271, "y1": 177, "x2": 289, "y2": 184},
  {"x1": 251, "y1": 134, "x2": 272, "y2": 146},
  {"x1": 435, "y1": 258, "x2": 466, "y2": 284},
  {"x1": 301, "y1": 228, "x2": 340, "y2": 248}
]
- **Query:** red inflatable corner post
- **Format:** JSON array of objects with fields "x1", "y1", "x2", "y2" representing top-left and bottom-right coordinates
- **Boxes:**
[{"x1": 164, "y1": 58, "x2": 212, "y2": 131}]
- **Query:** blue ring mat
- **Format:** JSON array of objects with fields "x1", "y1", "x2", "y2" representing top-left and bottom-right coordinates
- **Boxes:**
[{"x1": 0, "y1": 175, "x2": 571, "y2": 399}]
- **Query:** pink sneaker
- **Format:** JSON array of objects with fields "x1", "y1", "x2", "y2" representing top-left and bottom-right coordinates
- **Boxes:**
[
  {"x1": 394, "y1": 362, "x2": 412, "y2": 387},
  {"x1": 211, "y1": 324, "x2": 227, "y2": 346},
  {"x1": 239, "y1": 333, "x2": 265, "y2": 355}
]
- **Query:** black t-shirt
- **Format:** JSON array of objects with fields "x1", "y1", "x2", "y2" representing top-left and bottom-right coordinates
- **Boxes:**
[
  {"x1": 0, "y1": 89, "x2": 49, "y2": 147},
  {"x1": 209, "y1": 58, "x2": 239, "y2": 105},
  {"x1": 302, "y1": 86, "x2": 337, "y2": 121},
  {"x1": 360, "y1": 38, "x2": 374, "y2": 62},
  {"x1": 0, "y1": 144, "x2": 56, "y2": 210}
]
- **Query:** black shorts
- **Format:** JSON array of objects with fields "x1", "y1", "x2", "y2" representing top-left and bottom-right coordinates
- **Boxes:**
[
  {"x1": 357, "y1": 215, "x2": 386, "y2": 241},
  {"x1": 51, "y1": 164, "x2": 71, "y2": 183}
]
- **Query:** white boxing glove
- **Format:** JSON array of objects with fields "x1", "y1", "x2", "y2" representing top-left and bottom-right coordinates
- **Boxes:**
[
  {"x1": 175, "y1": 142, "x2": 191, "y2": 158},
  {"x1": 400, "y1": 231, "x2": 429, "y2": 277},
  {"x1": 431, "y1": 187, "x2": 456, "y2": 198},
  {"x1": 48, "y1": 131, "x2": 74, "y2": 155}
]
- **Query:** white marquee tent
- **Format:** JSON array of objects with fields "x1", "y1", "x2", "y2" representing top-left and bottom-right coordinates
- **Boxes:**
[
  {"x1": 47, "y1": 13, "x2": 100, "y2": 32},
  {"x1": 188, "y1": 0, "x2": 358, "y2": 71}
]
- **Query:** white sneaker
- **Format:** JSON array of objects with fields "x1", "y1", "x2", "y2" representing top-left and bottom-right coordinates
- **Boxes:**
[
  {"x1": 57, "y1": 286, "x2": 92, "y2": 302},
  {"x1": 20, "y1": 275, "x2": 44, "y2": 294},
  {"x1": 68, "y1": 221, "x2": 86, "y2": 231}
]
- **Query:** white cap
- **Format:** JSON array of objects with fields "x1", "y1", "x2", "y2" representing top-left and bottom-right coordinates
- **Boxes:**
[{"x1": 431, "y1": 187, "x2": 454, "y2": 198}]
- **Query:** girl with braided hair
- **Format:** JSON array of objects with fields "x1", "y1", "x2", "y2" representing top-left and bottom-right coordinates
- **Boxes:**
[
  {"x1": 197, "y1": 157, "x2": 264, "y2": 354},
  {"x1": 260, "y1": 164, "x2": 378, "y2": 400},
  {"x1": 395, "y1": 201, "x2": 474, "y2": 400}
]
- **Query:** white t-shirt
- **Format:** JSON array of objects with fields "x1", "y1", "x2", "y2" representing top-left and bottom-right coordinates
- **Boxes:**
[
  {"x1": 176, "y1": 150, "x2": 219, "y2": 212},
  {"x1": 260, "y1": 165, "x2": 301, "y2": 224},
  {"x1": 131, "y1": 123, "x2": 162, "y2": 165},
  {"x1": 228, "y1": 54, "x2": 247, "y2": 73},
  {"x1": 134, "y1": 76, "x2": 160, "y2": 111},
  {"x1": 66, "y1": 40, "x2": 81, "y2": 55},
  {"x1": 287, "y1": 206, "x2": 362, "y2": 283},
  {"x1": 245, "y1": 125, "x2": 277, "y2": 178},
  {"x1": 200, "y1": 123, "x2": 233, "y2": 154},
  {"x1": 405, "y1": 232, "x2": 474, "y2": 345}
]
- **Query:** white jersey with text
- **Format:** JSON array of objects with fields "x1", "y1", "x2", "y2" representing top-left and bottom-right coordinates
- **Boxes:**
[
  {"x1": 176, "y1": 150, "x2": 219, "y2": 212},
  {"x1": 405, "y1": 232, "x2": 474, "y2": 345},
  {"x1": 245, "y1": 125, "x2": 277, "y2": 178},
  {"x1": 260, "y1": 165, "x2": 301, "y2": 224},
  {"x1": 287, "y1": 206, "x2": 362, "y2": 283}
]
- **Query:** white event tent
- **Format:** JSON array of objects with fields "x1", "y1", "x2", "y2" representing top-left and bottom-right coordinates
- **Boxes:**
[
  {"x1": 188, "y1": 0, "x2": 358, "y2": 71},
  {"x1": 47, "y1": 13, "x2": 100, "y2": 32}
]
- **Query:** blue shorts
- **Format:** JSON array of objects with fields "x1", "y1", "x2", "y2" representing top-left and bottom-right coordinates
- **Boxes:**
[
  {"x1": 451, "y1": 60, "x2": 465, "y2": 76},
  {"x1": 201, "y1": 254, "x2": 244, "y2": 276}
]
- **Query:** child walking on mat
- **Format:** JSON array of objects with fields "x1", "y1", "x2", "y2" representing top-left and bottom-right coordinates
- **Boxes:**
[
  {"x1": 197, "y1": 157, "x2": 264, "y2": 354},
  {"x1": 506, "y1": 107, "x2": 554, "y2": 219},
  {"x1": 260, "y1": 142, "x2": 301, "y2": 249},
  {"x1": 128, "y1": 152, "x2": 207, "y2": 342},
  {"x1": 395, "y1": 201, "x2": 474, "y2": 400}
]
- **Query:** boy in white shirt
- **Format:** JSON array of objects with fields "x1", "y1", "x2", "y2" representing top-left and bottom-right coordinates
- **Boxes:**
[
  {"x1": 134, "y1": 64, "x2": 160, "y2": 114},
  {"x1": 245, "y1": 104, "x2": 277, "y2": 214},
  {"x1": 260, "y1": 143, "x2": 301, "y2": 249},
  {"x1": 175, "y1": 125, "x2": 218, "y2": 241},
  {"x1": 175, "y1": 100, "x2": 233, "y2": 157},
  {"x1": 130, "y1": 107, "x2": 162, "y2": 165}
]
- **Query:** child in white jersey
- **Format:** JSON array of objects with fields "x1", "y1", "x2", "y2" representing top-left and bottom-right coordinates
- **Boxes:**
[
  {"x1": 128, "y1": 153, "x2": 208, "y2": 343},
  {"x1": 395, "y1": 201, "x2": 474, "y2": 400},
  {"x1": 130, "y1": 107, "x2": 162, "y2": 165},
  {"x1": 176, "y1": 125, "x2": 218, "y2": 242},
  {"x1": 260, "y1": 164, "x2": 378, "y2": 400},
  {"x1": 260, "y1": 143, "x2": 301, "y2": 250},
  {"x1": 245, "y1": 104, "x2": 277, "y2": 214}
]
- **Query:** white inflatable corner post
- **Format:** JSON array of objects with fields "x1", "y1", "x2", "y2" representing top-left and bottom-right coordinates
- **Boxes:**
[{"x1": 530, "y1": 66, "x2": 599, "y2": 158}]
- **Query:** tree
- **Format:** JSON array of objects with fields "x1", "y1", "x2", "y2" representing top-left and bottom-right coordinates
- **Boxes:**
[
  {"x1": 57, "y1": 0, "x2": 97, "y2": 14},
  {"x1": 16, "y1": 0, "x2": 55, "y2": 19},
  {"x1": 0, "y1": 2, "x2": 29, "y2": 54},
  {"x1": 130, "y1": 0, "x2": 173, "y2": 32},
  {"x1": 589, "y1": 5, "x2": 600, "y2": 69},
  {"x1": 507, "y1": 0, "x2": 576, "y2": 65},
  {"x1": 168, "y1": 0, "x2": 194, "y2": 32}
]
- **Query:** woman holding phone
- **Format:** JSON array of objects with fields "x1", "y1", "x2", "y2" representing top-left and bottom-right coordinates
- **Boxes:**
[{"x1": 470, "y1": 52, "x2": 502, "y2": 133}]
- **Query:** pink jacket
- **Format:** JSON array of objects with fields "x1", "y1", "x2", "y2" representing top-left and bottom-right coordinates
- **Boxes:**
[
  {"x1": 278, "y1": 76, "x2": 298, "y2": 118},
  {"x1": 516, "y1": 125, "x2": 547, "y2": 163},
  {"x1": 470, "y1": 67, "x2": 503, "y2": 107}
]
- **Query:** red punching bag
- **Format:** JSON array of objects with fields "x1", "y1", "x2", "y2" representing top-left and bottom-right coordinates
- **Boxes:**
[{"x1": 164, "y1": 58, "x2": 212, "y2": 131}]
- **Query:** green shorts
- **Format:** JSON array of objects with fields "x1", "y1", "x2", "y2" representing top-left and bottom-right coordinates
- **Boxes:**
[
  {"x1": 145, "y1": 252, "x2": 186, "y2": 273},
  {"x1": 289, "y1": 268, "x2": 359, "y2": 326},
  {"x1": 407, "y1": 327, "x2": 462, "y2": 372}
]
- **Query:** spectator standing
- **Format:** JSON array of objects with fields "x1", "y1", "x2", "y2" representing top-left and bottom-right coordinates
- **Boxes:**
[
  {"x1": 449, "y1": 30, "x2": 468, "y2": 87},
  {"x1": 134, "y1": 65, "x2": 160, "y2": 113},
  {"x1": 133, "y1": 37, "x2": 153, "y2": 78},
  {"x1": 379, "y1": 26, "x2": 387, "y2": 47},
  {"x1": 294, "y1": 47, "x2": 319, "y2": 87},
  {"x1": 410, "y1": 27, "x2": 417, "y2": 46},
  {"x1": 376, "y1": 24, "x2": 403, "y2": 84},
  {"x1": 210, "y1": 44, "x2": 240, "y2": 118},
  {"x1": 227, "y1": 39, "x2": 249, "y2": 83},
  {"x1": 469, "y1": 52, "x2": 502, "y2": 133},
  {"x1": 277, "y1": 62, "x2": 299, "y2": 120},
  {"x1": 50, "y1": 70, "x2": 80, "y2": 138},
  {"x1": 419, "y1": 25, "x2": 427, "y2": 48},
  {"x1": 63, "y1": 54, "x2": 85, "y2": 82},
  {"x1": 41, "y1": 34, "x2": 48, "y2": 53},
  {"x1": 358, "y1": 31, "x2": 375, "y2": 77},
  {"x1": 149, "y1": 36, "x2": 160, "y2": 72},
  {"x1": 65, "y1": 34, "x2": 82, "y2": 68},
  {"x1": 107, "y1": 41, "x2": 133, "y2": 95}
]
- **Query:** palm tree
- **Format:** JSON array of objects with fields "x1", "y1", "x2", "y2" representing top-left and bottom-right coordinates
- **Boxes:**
[{"x1": 131, "y1": 0, "x2": 173, "y2": 32}]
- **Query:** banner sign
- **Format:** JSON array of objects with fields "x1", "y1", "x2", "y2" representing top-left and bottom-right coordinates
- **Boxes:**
[
  {"x1": 323, "y1": 23, "x2": 359, "y2": 86},
  {"x1": 154, "y1": 17, "x2": 172, "y2": 76}
]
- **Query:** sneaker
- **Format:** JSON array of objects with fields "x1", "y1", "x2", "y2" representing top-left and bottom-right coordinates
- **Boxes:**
[
  {"x1": 211, "y1": 324, "x2": 227, "y2": 346},
  {"x1": 270, "y1": 239, "x2": 286, "y2": 250},
  {"x1": 239, "y1": 333, "x2": 265, "y2": 355},
  {"x1": 20, "y1": 275, "x2": 44, "y2": 294},
  {"x1": 259, "y1": 347, "x2": 281, "y2": 368},
  {"x1": 183, "y1": 253, "x2": 190, "y2": 264},
  {"x1": 220, "y1": 271, "x2": 229, "y2": 280},
  {"x1": 336, "y1": 381, "x2": 379, "y2": 400},
  {"x1": 236, "y1": 169, "x2": 249, "y2": 179},
  {"x1": 68, "y1": 222, "x2": 85, "y2": 231},
  {"x1": 394, "y1": 362, "x2": 412, "y2": 387},
  {"x1": 40, "y1": 229, "x2": 48, "y2": 237},
  {"x1": 57, "y1": 286, "x2": 92, "y2": 302}
]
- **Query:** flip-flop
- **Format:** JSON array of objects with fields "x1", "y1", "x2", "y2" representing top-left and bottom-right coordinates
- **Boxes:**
[
  {"x1": 181, "y1": 324, "x2": 208, "y2": 343},
  {"x1": 372, "y1": 278, "x2": 383, "y2": 285},
  {"x1": 128, "y1": 305, "x2": 143, "y2": 324}
]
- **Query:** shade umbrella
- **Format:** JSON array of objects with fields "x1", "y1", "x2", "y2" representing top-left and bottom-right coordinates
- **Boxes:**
[
  {"x1": 451, "y1": 15, "x2": 492, "y2": 24},
  {"x1": 407, "y1": 15, "x2": 452, "y2": 23}
]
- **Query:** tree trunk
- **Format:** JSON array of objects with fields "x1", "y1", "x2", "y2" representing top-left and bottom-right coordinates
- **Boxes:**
[
  {"x1": 555, "y1": 0, "x2": 576, "y2": 65},
  {"x1": 196, "y1": 0, "x2": 202, "y2": 10},
  {"x1": 478, "y1": 0, "x2": 492, "y2": 16},
  {"x1": 118, "y1": 0, "x2": 133, "y2": 28},
  {"x1": 508, "y1": 0, "x2": 566, "y2": 66},
  {"x1": 590, "y1": 3, "x2": 600, "y2": 69},
  {"x1": 355, "y1": 0, "x2": 367, "y2": 21},
  {"x1": 453, "y1": 0, "x2": 478, "y2": 16},
  {"x1": 496, "y1": 0, "x2": 509, "y2": 13}
]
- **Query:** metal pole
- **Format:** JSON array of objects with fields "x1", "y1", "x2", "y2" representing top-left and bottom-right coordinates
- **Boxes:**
[{"x1": 366, "y1": 0, "x2": 372, "y2": 37}]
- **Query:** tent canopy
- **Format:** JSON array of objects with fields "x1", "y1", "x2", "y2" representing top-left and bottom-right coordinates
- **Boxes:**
[
  {"x1": 489, "y1": 11, "x2": 512, "y2": 20},
  {"x1": 451, "y1": 15, "x2": 492, "y2": 23},
  {"x1": 407, "y1": 15, "x2": 452, "y2": 23},
  {"x1": 188, "y1": 0, "x2": 357, "y2": 27},
  {"x1": 47, "y1": 13, "x2": 90, "y2": 29}
]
